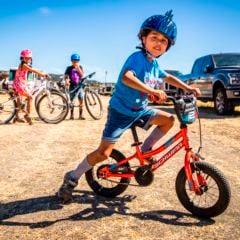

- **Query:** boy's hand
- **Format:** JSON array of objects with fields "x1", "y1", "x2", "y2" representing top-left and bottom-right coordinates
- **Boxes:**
[
  {"x1": 65, "y1": 78, "x2": 70, "y2": 86},
  {"x1": 186, "y1": 86, "x2": 201, "y2": 97},
  {"x1": 150, "y1": 89, "x2": 167, "y2": 103}
]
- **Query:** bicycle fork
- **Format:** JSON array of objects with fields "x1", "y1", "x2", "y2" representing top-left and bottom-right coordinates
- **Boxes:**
[
  {"x1": 184, "y1": 150, "x2": 206, "y2": 194},
  {"x1": 46, "y1": 90, "x2": 54, "y2": 109}
]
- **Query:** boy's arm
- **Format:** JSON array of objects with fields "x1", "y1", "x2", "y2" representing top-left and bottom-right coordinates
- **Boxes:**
[
  {"x1": 64, "y1": 74, "x2": 70, "y2": 86},
  {"x1": 163, "y1": 74, "x2": 201, "y2": 97},
  {"x1": 122, "y1": 70, "x2": 167, "y2": 102},
  {"x1": 76, "y1": 65, "x2": 84, "y2": 77}
]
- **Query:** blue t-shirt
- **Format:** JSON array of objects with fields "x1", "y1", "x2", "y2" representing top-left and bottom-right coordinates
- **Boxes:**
[{"x1": 110, "y1": 51, "x2": 167, "y2": 117}]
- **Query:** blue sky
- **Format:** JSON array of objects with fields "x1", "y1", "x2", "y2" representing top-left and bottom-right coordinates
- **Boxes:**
[{"x1": 0, "y1": 0, "x2": 239, "y2": 82}]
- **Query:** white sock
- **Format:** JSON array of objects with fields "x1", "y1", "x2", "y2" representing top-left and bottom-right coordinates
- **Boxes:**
[
  {"x1": 72, "y1": 157, "x2": 92, "y2": 180},
  {"x1": 141, "y1": 127, "x2": 165, "y2": 152}
]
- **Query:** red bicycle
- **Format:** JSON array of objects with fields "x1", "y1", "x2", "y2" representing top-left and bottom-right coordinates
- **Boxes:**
[{"x1": 86, "y1": 95, "x2": 231, "y2": 218}]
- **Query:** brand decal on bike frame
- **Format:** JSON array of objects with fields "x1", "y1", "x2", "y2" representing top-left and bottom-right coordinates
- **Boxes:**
[{"x1": 153, "y1": 141, "x2": 183, "y2": 168}]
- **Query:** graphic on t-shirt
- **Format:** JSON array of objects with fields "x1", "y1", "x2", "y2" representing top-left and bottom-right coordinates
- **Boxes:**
[{"x1": 70, "y1": 68, "x2": 81, "y2": 85}]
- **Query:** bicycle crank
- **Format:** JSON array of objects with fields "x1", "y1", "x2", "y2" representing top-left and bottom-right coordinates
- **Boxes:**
[{"x1": 135, "y1": 166, "x2": 154, "y2": 186}]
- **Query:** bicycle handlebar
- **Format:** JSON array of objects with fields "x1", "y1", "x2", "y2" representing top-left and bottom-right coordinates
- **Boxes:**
[{"x1": 81, "y1": 72, "x2": 96, "y2": 81}]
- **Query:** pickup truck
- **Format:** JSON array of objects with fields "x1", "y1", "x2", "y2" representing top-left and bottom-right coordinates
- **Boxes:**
[{"x1": 180, "y1": 53, "x2": 240, "y2": 115}]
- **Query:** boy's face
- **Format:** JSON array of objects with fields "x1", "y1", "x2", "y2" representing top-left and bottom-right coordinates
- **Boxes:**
[
  {"x1": 142, "y1": 31, "x2": 168, "y2": 57},
  {"x1": 71, "y1": 60, "x2": 79, "y2": 67}
]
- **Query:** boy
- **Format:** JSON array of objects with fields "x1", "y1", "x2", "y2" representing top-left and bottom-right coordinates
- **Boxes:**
[
  {"x1": 58, "y1": 10, "x2": 201, "y2": 203},
  {"x1": 65, "y1": 53, "x2": 85, "y2": 120}
]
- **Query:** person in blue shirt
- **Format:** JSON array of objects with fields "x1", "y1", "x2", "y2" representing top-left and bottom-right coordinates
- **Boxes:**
[{"x1": 57, "y1": 10, "x2": 201, "y2": 203}]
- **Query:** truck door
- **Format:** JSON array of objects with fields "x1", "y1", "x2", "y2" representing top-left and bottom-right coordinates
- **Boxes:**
[
  {"x1": 188, "y1": 57, "x2": 205, "y2": 89},
  {"x1": 198, "y1": 56, "x2": 214, "y2": 98}
]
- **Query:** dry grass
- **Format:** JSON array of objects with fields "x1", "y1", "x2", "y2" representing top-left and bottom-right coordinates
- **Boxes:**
[{"x1": 0, "y1": 96, "x2": 239, "y2": 240}]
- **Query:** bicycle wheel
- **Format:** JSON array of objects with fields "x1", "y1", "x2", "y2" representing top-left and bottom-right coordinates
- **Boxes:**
[
  {"x1": 36, "y1": 92, "x2": 69, "y2": 124},
  {"x1": 34, "y1": 88, "x2": 61, "y2": 110},
  {"x1": 0, "y1": 90, "x2": 16, "y2": 124},
  {"x1": 175, "y1": 161, "x2": 231, "y2": 218},
  {"x1": 84, "y1": 90, "x2": 103, "y2": 120},
  {"x1": 85, "y1": 149, "x2": 131, "y2": 197}
]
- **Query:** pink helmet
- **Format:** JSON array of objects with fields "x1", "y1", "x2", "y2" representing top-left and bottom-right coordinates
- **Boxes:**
[{"x1": 20, "y1": 49, "x2": 32, "y2": 58}]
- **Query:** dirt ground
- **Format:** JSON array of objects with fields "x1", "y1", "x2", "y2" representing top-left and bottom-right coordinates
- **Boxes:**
[{"x1": 0, "y1": 96, "x2": 239, "y2": 240}]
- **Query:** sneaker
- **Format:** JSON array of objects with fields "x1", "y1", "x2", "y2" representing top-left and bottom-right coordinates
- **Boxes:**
[
  {"x1": 13, "y1": 117, "x2": 25, "y2": 123},
  {"x1": 24, "y1": 114, "x2": 33, "y2": 125},
  {"x1": 57, "y1": 171, "x2": 78, "y2": 203}
]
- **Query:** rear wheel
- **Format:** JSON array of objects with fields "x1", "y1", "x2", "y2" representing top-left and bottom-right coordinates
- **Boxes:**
[
  {"x1": 84, "y1": 90, "x2": 103, "y2": 120},
  {"x1": 36, "y1": 92, "x2": 69, "y2": 124},
  {"x1": 214, "y1": 88, "x2": 234, "y2": 115},
  {"x1": 85, "y1": 149, "x2": 131, "y2": 197},
  {"x1": 0, "y1": 90, "x2": 16, "y2": 124},
  {"x1": 176, "y1": 161, "x2": 231, "y2": 218}
]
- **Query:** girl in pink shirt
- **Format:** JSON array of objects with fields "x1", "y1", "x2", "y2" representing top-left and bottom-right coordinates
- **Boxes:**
[{"x1": 13, "y1": 49, "x2": 48, "y2": 124}]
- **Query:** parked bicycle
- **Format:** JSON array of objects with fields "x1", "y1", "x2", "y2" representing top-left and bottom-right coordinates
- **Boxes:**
[
  {"x1": 0, "y1": 76, "x2": 66, "y2": 124},
  {"x1": 85, "y1": 94, "x2": 231, "y2": 218},
  {"x1": 37, "y1": 72, "x2": 103, "y2": 123}
]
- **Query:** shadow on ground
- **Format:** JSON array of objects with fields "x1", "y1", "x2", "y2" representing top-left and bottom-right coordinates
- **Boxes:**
[{"x1": 0, "y1": 190, "x2": 214, "y2": 229}]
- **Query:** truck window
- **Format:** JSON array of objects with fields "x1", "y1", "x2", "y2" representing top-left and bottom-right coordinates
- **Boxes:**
[
  {"x1": 192, "y1": 58, "x2": 204, "y2": 74},
  {"x1": 213, "y1": 54, "x2": 240, "y2": 67},
  {"x1": 202, "y1": 55, "x2": 214, "y2": 70},
  {"x1": 8, "y1": 70, "x2": 16, "y2": 81}
]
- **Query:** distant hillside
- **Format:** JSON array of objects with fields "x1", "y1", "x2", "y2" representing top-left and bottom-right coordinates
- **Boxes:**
[{"x1": 1, "y1": 70, "x2": 114, "y2": 87}]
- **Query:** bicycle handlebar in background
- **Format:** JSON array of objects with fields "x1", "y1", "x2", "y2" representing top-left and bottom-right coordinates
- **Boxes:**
[{"x1": 81, "y1": 72, "x2": 96, "y2": 81}]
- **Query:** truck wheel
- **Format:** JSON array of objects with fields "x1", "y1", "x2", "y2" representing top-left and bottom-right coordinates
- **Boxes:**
[{"x1": 214, "y1": 88, "x2": 234, "y2": 115}]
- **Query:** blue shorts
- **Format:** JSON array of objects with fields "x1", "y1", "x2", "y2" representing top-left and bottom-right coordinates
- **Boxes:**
[
  {"x1": 102, "y1": 107, "x2": 158, "y2": 143},
  {"x1": 69, "y1": 85, "x2": 84, "y2": 100}
]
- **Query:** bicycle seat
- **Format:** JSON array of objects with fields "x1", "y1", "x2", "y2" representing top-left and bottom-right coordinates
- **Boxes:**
[{"x1": 131, "y1": 119, "x2": 145, "y2": 129}]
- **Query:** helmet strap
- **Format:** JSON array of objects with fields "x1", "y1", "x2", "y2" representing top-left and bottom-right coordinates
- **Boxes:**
[{"x1": 136, "y1": 46, "x2": 162, "y2": 59}]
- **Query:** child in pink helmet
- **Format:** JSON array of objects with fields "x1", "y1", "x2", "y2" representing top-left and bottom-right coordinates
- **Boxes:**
[{"x1": 13, "y1": 49, "x2": 48, "y2": 124}]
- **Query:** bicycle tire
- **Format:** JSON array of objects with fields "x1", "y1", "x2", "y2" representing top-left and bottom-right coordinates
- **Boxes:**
[
  {"x1": 85, "y1": 149, "x2": 131, "y2": 197},
  {"x1": 34, "y1": 88, "x2": 60, "y2": 110},
  {"x1": 175, "y1": 161, "x2": 231, "y2": 218},
  {"x1": 36, "y1": 92, "x2": 69, "y2": 124},
  {"x1": 0, "y1": 90, "x2": 16, "y2": 124},
  {"x1": 84, "y1": 90, "x2": 103, "y2": 120}
]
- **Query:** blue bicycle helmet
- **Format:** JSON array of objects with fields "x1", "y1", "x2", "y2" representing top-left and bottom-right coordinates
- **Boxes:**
[
  {"x1": 139, "y1": 10, "x2": 177, "y2": 49},
  {"x1": 71, "y1": 53, "x2": 80, "y2": 61}
]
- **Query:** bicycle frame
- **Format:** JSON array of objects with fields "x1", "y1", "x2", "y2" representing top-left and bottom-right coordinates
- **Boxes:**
[
  {"x1": 14, "y1": 78, "x2": 54, "y2": 107},
  {"x1": 63, "y1": 72, "x2": 97, "y2": 106},
  {"x1": 66, "y1": 84, "x2": 85, "y2": 105},
  {"x1": 31, "y1": 78, "x2": 49, "y2": 96},
  {"x1": 100, "y1": 124, "x2": 202, "y2": 192}
]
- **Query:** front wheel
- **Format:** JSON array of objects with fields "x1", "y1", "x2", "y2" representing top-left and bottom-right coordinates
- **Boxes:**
[
  {"x1": 36, "y1": 92, "x2": 69, "y2": 124},
  {"x1": 85, "y1": 149, "x2": 131, "y2": 197},
  {"x1": 0, "y1": 90, "x2": 16, "y2": 124},
  {"x1": 84, "y1": 90, "x2": 103, "y2": 120},
  {"x1": 175, "y1": 161, "x2": 231, "y2": 218}
]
